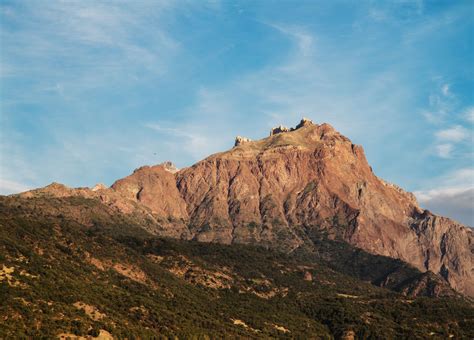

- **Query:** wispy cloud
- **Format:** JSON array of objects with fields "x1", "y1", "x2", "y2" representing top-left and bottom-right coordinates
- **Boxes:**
[
  {"x1": 421, "y1": 80, "x2": 473, "y2": 159},
  {"x1": 421, "y1": 82, "x2": 458, "y2": 124},
  {"x1": 0, "y1": 0, "x2": 179, "y2": 98},
  {"x1": 144, "y1": 122, "x2": 212, "y2": 160},
  {"x1": 415, "y1": 168, "x2": 474, "y2": 226},
  {"x1": 435, "y1": 143, "x2": 453, "y2": 158},
  {"x1": 435, "y1": 125, "x2": 469, "y2": 142},
  {"x1": 416, "y1": 187, "x2": 473, "y2": 227},
  {"x1": 142, "y1": 87, "x2": 251, "y2": 161},
  {"x1": 0, "y1": 0, "x2": 185, "y2": 190},
  {"x1": 0, "y1": 179, "x2": 30, "y2": 195},
  {"x1": 265, "y1": 23, "x2": 315, "y2": 58},
  {"x1": 431, "y1": 117, "x2": 472, "y2": 159}
]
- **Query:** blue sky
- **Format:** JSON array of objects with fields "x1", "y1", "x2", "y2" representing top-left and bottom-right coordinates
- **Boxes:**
[{"x1": 1, "y1": 0, "x2": 473, "y2": 225}]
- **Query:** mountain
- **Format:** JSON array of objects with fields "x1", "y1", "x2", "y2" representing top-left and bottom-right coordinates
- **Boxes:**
[
  {"x1": 1, "y1": 195, "x2": 472, "y2": 338},
  {"x1": 21, "y1": 118, "x2": 471, "y2": 297},
  {"x1": 3, "y1": 118, "x2": 474, "y2": 337}
]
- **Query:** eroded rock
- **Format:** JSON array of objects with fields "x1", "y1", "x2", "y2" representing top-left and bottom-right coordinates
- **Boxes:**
[{"x1": 234, "y1": 136, "x2": 252, "y2": 146}]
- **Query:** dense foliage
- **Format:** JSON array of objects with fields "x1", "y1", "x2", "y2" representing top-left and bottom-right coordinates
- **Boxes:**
[{"x1": 0, "y1": 196, "x2": 472, "y2": 338}]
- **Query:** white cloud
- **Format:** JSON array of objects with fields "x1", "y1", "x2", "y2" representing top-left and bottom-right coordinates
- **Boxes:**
[
  {"x1": 425, "y1": 81, "x2": 472, "y2": 159},
  {"x1": 145, "y1": 122, "x2": 210, "y2": 149},
  {"x1": 433, "y1": 124, "x2": 471, "y2": 158},
  {"x1": 0, "y1": 0, "x2": 180, "y2": 98},
  {"x1": 415, "y1": 187, "x2": 473, "y2": 227},
  {"x1": 421, "y1": 79, "x2": 459, "y2": 124},
  {"x1": 263, "y1": 22, "x2": 315, "y2": 58},
  {"x1": 0, "y1": 179, "x2": 31, "y2": 195},
  {"x1": 278, "y1": 26, "x2": 314, "y2": 57},
  {"x1": 442, "y1": 168, "x2": 474, "y2": 187},
  {"x1": 143, "y1": 84, "x2": 275, "y2": 163},
  {"x1": 414, "y1": 167, "x2": 474, "y2": 226},
  {"x1": 435, "y1": 143, "x2": 453, "y2": 158},
  {"x1": 0, "y1": 1, "x2": 188, "y2": 188},
  {"x1": 435, "y1": 125, "x2": 468, "y2": 142}
]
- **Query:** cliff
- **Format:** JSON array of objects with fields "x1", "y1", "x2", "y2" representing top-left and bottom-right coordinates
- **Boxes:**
[{"x1": 18, "y1": 119, "x2": 474, "y2": 296}]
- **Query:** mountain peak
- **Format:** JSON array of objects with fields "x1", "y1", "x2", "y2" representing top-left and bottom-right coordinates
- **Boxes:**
[
  {"x1": 233, "y1": 118, "x2": 317, "y2": 148},
  {"x1": 161, "y1": 161, "x2": 179, "y2": 174},
  {"x1": 224, "y1": 119, "x2": 345, "y2": 161},
  {"x1": 13, "y1": 118, "x2": 473, "y2": 297},
  {"x1": 269, "y1": 117, "x2": 315, "y2": 136},
  {"x1": 234, "y1": 136, "x2": 252, "y2": 147},
  {"x1": 92, "y1": 183, "x2": 107, "y2": 192}
]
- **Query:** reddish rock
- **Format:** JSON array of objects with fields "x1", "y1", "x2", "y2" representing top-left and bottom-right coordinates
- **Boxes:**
[
  {"x1": 18, "y1": 120, "x2": 474, "y2": 296},
  {"x1": 173, "y1": 121, "x2": 473, "y2": 296},
  {"x1": 111, "y1": 164, "x2": 188, "y2": 220},
  {"x1": 303, "y1": 271, "x2": 313, "y2": 282}
]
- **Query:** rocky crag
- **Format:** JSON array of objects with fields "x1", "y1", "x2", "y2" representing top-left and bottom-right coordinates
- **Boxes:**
[{"x1": 17, "y1": 119, "x2": 474, "y2": 296}]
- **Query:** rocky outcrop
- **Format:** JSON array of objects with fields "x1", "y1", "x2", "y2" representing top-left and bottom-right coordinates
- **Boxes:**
[
  {"x1": 92, "y1": 183, "x2": 107, "y2": 192},
  {"x1": 409, "y1": 211, "x2": 474, "y2": 296},
  {"x1": 295, "y1": 117, "x2": 314, "y2": 129},
  {"x1": 17, "y1": 119, "x2": 474, "y2": 296},
  {"x1": 160, "y1": 161, "x2": 179, "y2": 174},
  {"x1": 269, "y1": 117, "x2": 314, "y2": 137},
  {"x1": 270, "y1": 125, "x2": 290, "y2": 136},
  {"x1": 111, "y1": 164, "x2": 187, "y2": 219},
  {"x1": 234, "y1": 136, "x2": 252, "y2": 147}
]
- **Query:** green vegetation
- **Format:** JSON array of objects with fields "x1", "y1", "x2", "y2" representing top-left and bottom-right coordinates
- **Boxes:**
[{"x1": 0, "y1": 196, "x2": 473, "y2": 338}]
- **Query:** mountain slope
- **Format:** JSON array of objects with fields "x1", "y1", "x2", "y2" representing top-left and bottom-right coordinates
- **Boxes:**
[
  {"x1": 111, "y1": 119, "x2": 473, "y2": 296},
  {"x1": 18, "y1": 119, "x2": 474, "y2": 297},
  {"x1": 1, "y1": 195, "x2": 472, "y2": 338}
]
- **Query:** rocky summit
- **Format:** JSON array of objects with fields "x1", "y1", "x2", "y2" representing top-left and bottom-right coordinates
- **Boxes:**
[{"x1": 16, "y1": 119, "x2": 474, "y2": 297}]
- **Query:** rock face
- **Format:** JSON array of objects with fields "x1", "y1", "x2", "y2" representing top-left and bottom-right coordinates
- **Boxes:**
[
  {"x1": 295, "y1": 117, "x2": 314, "y2": 129},
  {"x1": 92, "y1": 183, "x2": 107, "y2": 192},
  {"x1": 409, "y1": 211, "x2": 473, "y2": 296},
  {"x1": 234, "y1": 136, "x2": 252, "y2": 147},
  {"x1": 270, "y1": 118, "x2": 314, "y2": 136},
  {"x1": 160, "y1": 161, "x2": 179, "y2": 174},
  {"x1": 111, "y1": 164, "x2": 188, "y2": 220},
  {"x1": 270, "y1": 125, "x2": 290, "y2": 136},
  {"x1": 18, "y1": 120, "x2": 474, "y2": 296}
]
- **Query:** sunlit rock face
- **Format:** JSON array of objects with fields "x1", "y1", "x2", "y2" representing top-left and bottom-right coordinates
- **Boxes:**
[
  {"x1": 21, "y1": 119, "x2": 474, "y2": 297},
  {"x1": 234, "y1": 136, "x2": 252, "y2": 147}
]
